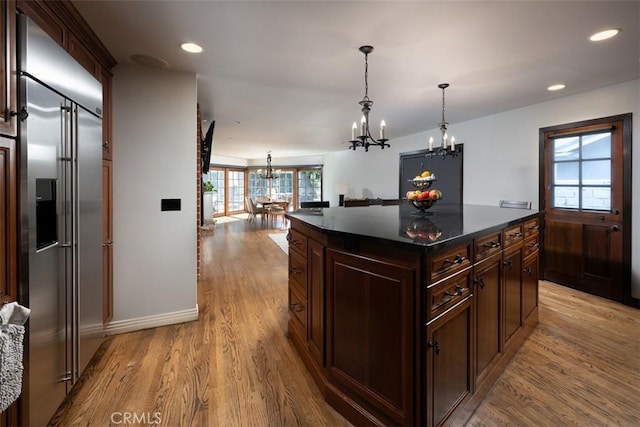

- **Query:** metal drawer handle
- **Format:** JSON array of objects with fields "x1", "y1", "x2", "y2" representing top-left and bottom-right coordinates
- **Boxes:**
[
  {"x1": 443, "y1": 255, "x2": 466, "y2": 265},
  {"x1": 289, "y1": 266, "x2": 302, "y2": 274},
  {"x1": 483, "y1": 241, "x2": 501, "y2": 249},
  {"x1": 527, "y1": 242, "x2": 539, "y2": 248},
  {"x1": 527, "y1": 225, "x2": 539, "y2": 230},
  {"x1": 444, "y1": 285, "x2": 465, "y2": 297},
  {"x1": 509, "y1": 231, "x2": 523, "y2": 238},
  {"x1": 503, "y1": 259, "x2": 513, "y2": 268}
]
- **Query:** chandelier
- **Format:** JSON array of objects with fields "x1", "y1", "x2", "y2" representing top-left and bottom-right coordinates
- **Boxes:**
[
  {"x1": 426, "y1": 83, "x2": 461, "y2": 159},
  {"x1": 348, "y1": 45, "x2": 390, "y2": 152},
  {"x1": 258, "y1": 151, "x2": 279, "y2": 179}
]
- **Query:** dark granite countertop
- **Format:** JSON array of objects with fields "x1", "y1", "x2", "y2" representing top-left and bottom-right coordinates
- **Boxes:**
[{"x1": 286, "y1": 203, "x2": 539, "y2": 251}]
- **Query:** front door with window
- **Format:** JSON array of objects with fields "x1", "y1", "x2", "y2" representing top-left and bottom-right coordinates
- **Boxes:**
[{"x1": 540, "y1": 114, "x2": 632, "y2": 302}]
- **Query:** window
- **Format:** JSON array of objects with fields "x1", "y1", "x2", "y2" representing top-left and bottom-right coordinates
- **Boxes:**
[
  {"x1": 227, "y1": 169, "x2": 245, "y2": 213},
  {"x1": 551, "y1": 131, "x2": 611, "y2": 211},
  {"x1": 203, "y1": 168, "x2": 224, "y2": 215},
  {"x1": 298, "y1": 169, "x2": 322, "y2": 205}
]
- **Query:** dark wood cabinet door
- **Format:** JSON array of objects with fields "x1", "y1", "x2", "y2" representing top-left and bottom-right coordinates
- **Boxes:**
[
  {"x1": 326, "y1": 248, "x2": 417, "y2": 426},
  {"x1": 0, "y1": 400, "x2": 19, "y2": 427},
  {"x1": 503, "y1": 247, "x2": 522, "y2": 346},
  {"x1": 100, "y1": 67, "x2": 113, "y2": 160},
  {"x1": 426, "y1": 297, "x2": 472, "y2": 427},
  {"x1": 0, "y1": 136, "x2": 17, "y2": 305},
  {"x1": 474, "y1": 253, "x2": 501, "y2": 383},
  {"x1": 307, "y1": 239, "x2": 324, "y2": 366},
  {"x1": 522, "y1": 254, "x2": 539, "y2": 320},
  {"x1": 1, "y1": 0, "x2": 17, "y2": 137}
]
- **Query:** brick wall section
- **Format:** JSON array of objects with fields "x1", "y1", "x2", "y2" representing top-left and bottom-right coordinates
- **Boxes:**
[{"x1": 196, "y1": 104, "x2": 202, "y2": 279}]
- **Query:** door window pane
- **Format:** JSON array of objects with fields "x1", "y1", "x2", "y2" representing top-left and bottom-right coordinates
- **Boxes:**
[
  {"x1": 553, "y1": 136, "x2": 579, "y2": 161},
  {"x1": 582, "y1": 187, "x2": 611, "y2": 211},
  {"x1": 582, "y1": 132, "x2": 611, "y2": 159},
  {"x1": 554, "y1": 161, "x2": 579, "y2": 185},
  {"x1": 554, "y1": 187, "x2": 579, "y2": 209},
  {"x1": 551, "y1": 131, "x2": 612, "y2": 211},
  {"x1": 582, "y1": 160, "x2": 610, "y2": 185}
]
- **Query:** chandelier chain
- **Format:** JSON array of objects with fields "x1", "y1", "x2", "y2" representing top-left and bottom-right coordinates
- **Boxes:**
[{"x1": 363, "y1": 52, "x2": 369, "y2": 101}]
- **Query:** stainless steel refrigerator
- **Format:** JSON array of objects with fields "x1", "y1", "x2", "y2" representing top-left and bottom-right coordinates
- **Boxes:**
[{"x1": 18, "y1": 15, "x2": 104, "y2": 426}]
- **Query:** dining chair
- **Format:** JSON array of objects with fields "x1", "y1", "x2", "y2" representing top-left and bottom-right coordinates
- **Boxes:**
[
  {"x1": 266, "y1": 204, "x2": 288, "y2": 229},
  {"x1": 499, "y1": 200, "x2": 532, "y2": 209},
  {"x1": 300, "y1": 201, "x2": 330, "y2": 208}
]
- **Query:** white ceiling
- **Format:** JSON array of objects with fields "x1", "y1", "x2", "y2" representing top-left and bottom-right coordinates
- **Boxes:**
[{"x1": 72, "y1": 1, "x2": 639, "y2": 161}]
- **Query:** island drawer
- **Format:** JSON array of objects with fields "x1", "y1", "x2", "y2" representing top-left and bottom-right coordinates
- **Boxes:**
[
  {"x1": 523, "y1": 234, "x2": 540, "y2": 258},
  {"x1": 289, "y1": 286, "x2": 307, "y2": 331},
  {"x1": 475, "y1": 232, "x2": 502, "y2": 262},
  {"x1": 426, "y1": 269, "x2": 472, "y2": 322},
  {"x1": 429, "y1": 243, "x2": 472, "y2": 283},
  {"x1": 503, "y1": 223, "x2": 524, "y2": 248},
  {"x1": 524, "y1": 217, "x2": 540, "y2": 239},
  {"x1": 288, "y1": 229, "x2": 308, "y2": 257},
  {"x1": 289, "y1": 249, "x2": 307, "y2": 293}
]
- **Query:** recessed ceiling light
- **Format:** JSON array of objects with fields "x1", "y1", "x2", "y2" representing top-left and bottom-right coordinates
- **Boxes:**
[
  {"x1": 589, "y1": 29, "x2": 620, "y2": 42},
  {"x1": 181, "y1": 42, "x2": 203, "y2": 53},
  {"x1": 547, "y1": 84, "x2": 566, "y2": 91}
]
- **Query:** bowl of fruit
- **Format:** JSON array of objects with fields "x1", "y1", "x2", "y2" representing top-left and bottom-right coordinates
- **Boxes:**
[
  {"x1": 405, "y1": 170, "x2": 442, "y2": 213},
  {"x1": 406, "y1": 188, "x2": 442, "y2": 212}
]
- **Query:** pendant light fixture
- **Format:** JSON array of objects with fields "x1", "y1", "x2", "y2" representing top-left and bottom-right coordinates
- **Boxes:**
[
  {"x1": 426, "y1": 83, "x2": 461, "y2": 159},
  {"x1": 348, "y1": 45, "x2": 390, "y2": 152},
  {"x1": 258, "y1": 151, "x2": 279, "y2": 179}
]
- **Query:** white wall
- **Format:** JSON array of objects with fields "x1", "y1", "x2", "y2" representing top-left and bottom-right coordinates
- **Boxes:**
[
  {"x1": 111, "y1": 64, "x2": 198, "y2": 326},
  {"x1": 323, "y1": 80, "x2": 640, "y2": 299}
]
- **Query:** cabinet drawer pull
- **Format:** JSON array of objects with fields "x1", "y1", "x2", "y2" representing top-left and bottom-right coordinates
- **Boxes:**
[
  {"x1": 428, "y1": 340, "x2": 441, "y2": 355},
  {"x1": 444, "y1": 285, "x2": 465, "y2": 297},
  {"x1": 527, "y1": 242, "x2": 539, "y2": 248},
  {"x1": 527, "y1": 225, "x2": 539, "y2": 230},
  {"x1": 443, "y1": 255, "x2": 466, "y2": 266},
  {"x1": 289, "y1": 266, "x2": 302, "y2": 274},
  {"x1": 483, "y1": 241, "x2": 501, "y2": 248},
  {"x1": 503, "y1": 259, "x2": 513, "y2": 268},
  {"x1": 509, "y1": 231, "x2": 523, "y2": 238},
  {"x1": 523, "y1": 267, "x2": 533, "y2": 275},
  {"x1": 474, "y1": 277, "x2": 485, "y2": 289},
  {"x1": 289, "y1": 303, "x2": 303, "y2": 313}
]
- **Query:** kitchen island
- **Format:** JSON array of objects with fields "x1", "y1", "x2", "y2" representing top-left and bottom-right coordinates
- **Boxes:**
[{"x1": 285, "y1": 204, "x2": 540, "y2": 427}]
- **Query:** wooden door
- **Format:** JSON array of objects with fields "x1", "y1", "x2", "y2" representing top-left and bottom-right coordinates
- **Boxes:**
[
  {"x1": 0, "y1": 136, "x2": 17, "y2": 305},
  {"x1": 474, "y1": 253, "x2": 501, "y2": 383},
  {"x1": 540, "y1": 114, "x2": 632, "y2": 302},
  {"x1": 503, "y1": 247, "x2": 522, "y2": 347},
  {"x1": 426, "y1": 297, "x2": 472, "y2": 427}
]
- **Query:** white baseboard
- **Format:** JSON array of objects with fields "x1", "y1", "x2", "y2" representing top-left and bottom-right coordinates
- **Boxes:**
[{"x1": 104, "y1": 305, "x2": 199, "y2": 335}]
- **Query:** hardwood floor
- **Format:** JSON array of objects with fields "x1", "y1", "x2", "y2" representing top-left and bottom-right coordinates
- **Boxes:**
[{"x1": 50, "y1": 217, "x2": 640, "y2": 426}]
